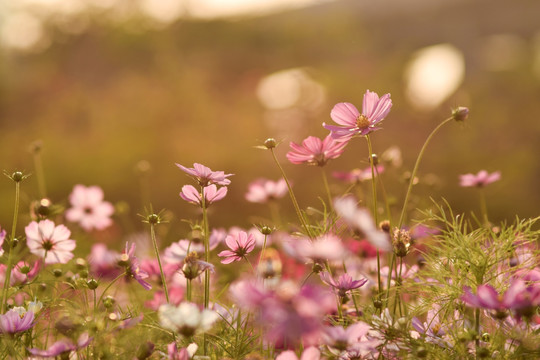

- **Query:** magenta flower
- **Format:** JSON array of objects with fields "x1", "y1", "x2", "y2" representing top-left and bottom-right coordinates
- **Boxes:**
[
  {"x1": 25, "y1": 220, "x2": 76, "y2": 264},
  {"x1": 320, "y1": 272, "x2": 368, "y2": 297},
  {"x1": 28, "y1": 332, "x2": 92, "y2": 358},
  {"x1": 459, "y1": 170, "x2": 501, "y2": 187},
  {"x1": 323, "y1": 90, "x2": 392, "y2": 142},
  {"x1": 65, "y1": 184, "x2": 114, "y2": 231},
  {"x1": 180, "y1": 184, "x2": 227, "y2": 207},
  {"x1": 218, "y1": 231, "x2": 256, "y2": 264},
  {"x1": 176, "y1": 162, "x2": 233, "y2": 186},
  {"x1": 0, "y1": 308, "x2": 35, "y2": 334},
  {"x1": 245, "y1": 178, "x2": 288, "y2": 203},
  {"x1": 286, "y1": 134, "x2": 347, "y2": 166}
]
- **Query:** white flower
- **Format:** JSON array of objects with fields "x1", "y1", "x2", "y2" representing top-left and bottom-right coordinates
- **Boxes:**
[{"x1": 159, "y1": 302, "x2": 218, "y2": 337}]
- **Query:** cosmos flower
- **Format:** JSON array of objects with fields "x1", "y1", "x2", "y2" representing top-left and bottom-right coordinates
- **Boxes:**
[
  {"x1": 218, "y1": 231, "x2": 256, "y2": 264},
  {"x1": 0, "y1": 308, "x2": 35, "y2": 334},
  {"x1": 320, "y1": 272, "x2": 368, "y2": 297},
  {"x1": 120, "y1": 242, "x2": 152, "y2": 290},
  {"x1": 158, "y1": 302, "x2": 219, "y2": 338},
  {"x1": 65, "y1": 184, "x2": 114, "y2": 231},
  {"x1": 333, "y1": 165, "x2": 384, "y2": 184},
  {"x1": 28, "y1": 332, "x2": 92, "y2": 358},
  {"x1": 245, "y1": 178, "x2": 288, "y2": 203},
  {"x1": 459, "y1": 170, "x2": 501, "y2": 187},
  {"x1": 180, "y1": 184, "x2": 227, "y2": 207},
  {"x1": 286, "y1": 134, "x2": 347, "y2": 166},
  {"x1": 25, "y1": 220, "x2": 76, "y2": 264},
  {"x1": 323, "y1": 90, "x2": 392, "y2": 142},
  {"x1": 285, "y1": 234, "x2": 348, "y2": 264},
  {"x1": 276, "y1": 347, "x2": 321, "y2": 360},
  {"x1": 334, "y1": 196, "x2": 391, "y2": 251},
  {"x1": 176, "y1": 163, "x2": 233, "y2": 186}
]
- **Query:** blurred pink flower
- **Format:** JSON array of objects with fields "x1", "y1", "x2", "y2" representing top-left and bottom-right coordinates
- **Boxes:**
[
  {"x1": 0, "y1": 227, "x2": 5, "y2": 257},
  {"x1": 245, "y1": 178, "x2": 288, "y2": 203},
  {"x1": 88, "y1": 243, "x2": 121, "y2": 279},
  {"x1": 180, "y1": 184, "x2": 227, "y2": 207},
  {"x1": 0, "y1": 308, "x2": 35, "y2": 334},
  {"x1": 25, "y1": 220, "x2": 76, "y2": 264},
  {"x1": 121, "y1": 242, "x2": 152, "y2": 290},
  {"x1": 323, "y1": 90, "x2": 392, "y2": 142},
  {"x1": 28, "y1": 332, "x2": 92, "y2": 358},
  {"x1": 286, "y1": 134, "x2": 347, "y2": 166},
  {"x1": 320, "y1": 272, "x2": 367, "y2": 297},
  {"x1": 65, "y1": 185, "x2": 114, "y2": 231},
  {"x1": 176, "y1": 162, "x2": 233, "y2": 186},
  {"x1": 334, "y1": 196, "x2": 391, "y2": 252},
  {"x1": 276, "y1": 347, "x2": 321, "y2": 360},
  {"x1": 459, "y1": 170, "x2": 501, "y2": 187},
  {"x1": 218, "y1": 231, "x2": 256, "y2": 264},
  {"x1": 285, "y1": 234, "x2": 348, "y2": 264},
  {"x1": 145, "y1": 286, "x2": 185, "y2": 311},
  {"x1": 333, "y1": 165, "x2": 384, "y2": 184}
]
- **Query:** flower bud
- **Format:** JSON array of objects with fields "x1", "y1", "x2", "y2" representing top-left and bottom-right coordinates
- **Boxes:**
[
  {"x1": 53, "y1": 269, "x2": 63, "y2": 278},
  {"x1": 87, "y1": 279, "x2": 99, "y2": 290},
  {"x1": 392, "y1": 228, "x2": 411, "y2": 258},
  {"x1": 379, "y1": 220, "x2": 391, "y2": 233},
  {"x1": 370, "y1": 153, "x2": 379, "y2": 166},
  {"x1": 373, "y1": 299, "x2": 382, "y2": 309},
  {"x1": 75, "y1": 258, "x2": 87, "y2": 270},
  {"x1": 416, "y1": 347, "x2": 428, "y2": 358},
  {"x1": 452, "y1": 106, "x2": 469, "y2": 121},
  {"x1": 104, "y1": 296, "x2": 115, "y2": 309},
  {"x1": 147, "y1": 214, "x2": 160, "y2": 225},
  {"x1": 260, "y1": 226, "x2": 273, "y2": 236},
  {"x1": 264, "y1": 138, "x2": 277, "y2": 149},
  {"x1": 11, "y1": 171, "x2": 24, "y2": 182},
  {"x1": 481, "y1": 333, "x2": 490, "y2": 342}
]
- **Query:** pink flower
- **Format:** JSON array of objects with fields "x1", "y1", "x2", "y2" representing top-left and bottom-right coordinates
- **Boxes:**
[
  {"x1": 120, "y1": 242, "x2": 152, "y2": 290},
  {"x1": 286, "y1": 134, "x2": 347, "y2": 166},
  {"x1": 0, "y1": 308, "x2": 35, "y2": 334},
  {"x1": 334, "y1": 196, "x2": 391, "y2": 251},
  {"x1": 0, "y1": 227, "x2": 5, "y2": 257},
  {"x1": 145, "y1": 286, "x2": 185, "y2": 311},
  {"x1": 65, "y1": 185, "x2": 114, "y2": 231},
  {"x1": 218, "y1": 231, "x2": 256, "y2": 264},
  {"x1": 245, "y1": 178, "x2": 288, "y2": 203},
  {"x1": 25, "y1": 220, "x2": 76, "y2": 264},
  {"x1": 88, "y1": 243, "x2": 121, "y2": 279},
  {"x1": 28, "y1": 332, "x2": 92, "y2": 358},
  {"x1": 176, "y1": 163, "x2": 233, "y2": 186},
  {"x1": 180, "y1": 184, "x2": 227, "y2": 207},
  {"x1": 333, "y1": 165, "x2": 384, "y2": 183},
  {"x1": 459, "y1": 170, "x2": 501, "y2": 187},
  {"x1": 323, "y1": 90, "x2": 392, "y2": 142},
  {"x1": 276, "y1": 347, "x2": 321, "y2": 360},
  {"x1": 285, "y1": 234, "x2": 348, "y2": 264},
  {"x1": 320, "y1": 272, "x2": 367, "y2": 297}
]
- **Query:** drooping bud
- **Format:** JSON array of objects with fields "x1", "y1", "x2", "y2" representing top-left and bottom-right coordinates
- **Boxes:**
[
  {"x1": 264, "y1": 138, "x2": 277, "y2": 149},
  {"x1": 452, "y1": 106, "x2": 469, "y2": 121}
]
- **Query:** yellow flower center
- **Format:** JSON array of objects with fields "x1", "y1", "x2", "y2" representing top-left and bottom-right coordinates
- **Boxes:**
[{"x1": 356, "y1": 114, "x2": 370, "y2": 129}]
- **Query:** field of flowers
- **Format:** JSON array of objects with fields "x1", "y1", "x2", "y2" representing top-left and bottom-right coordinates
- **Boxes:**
[{"x1": 1, "y1": 88, "x2": 539, "y2": 360}]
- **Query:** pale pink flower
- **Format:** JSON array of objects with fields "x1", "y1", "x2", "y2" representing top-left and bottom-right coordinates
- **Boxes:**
[
  {"x1": 88, "y1": 243, "x2": 121, "y2": 279},
  {"x1": 323, "y1": 90, "x2": 392, "y2": 142},
  {"x1": 65, "y1": 185, "x2": 114, "y2": 231},
  {"x1": 276, "y1": 347, "x2": 321, "y2": 360},
  {"x1": 180, "y1": 184, "x2": 227, "y2": 207},
  {"x1": 245, "y1": 178, "x2": 288, "y2": 203},
  {"x1": 0, "y1": 308, "x2": 35, "y2": 334},
  {"x1": 459, "y1": 170, "x2": 501, "y2": 187},
  {"x1": 0, "y1": 226, "x2": 5, "y2": 256},
  {"x1": 333, "y1": 165, "x2": 384, "y2": 183},
  {"x1": 334, "y1": 196, "x2": 391, "y2": 251},
  {"x1": 320, "y1": 272, "x2": 368, "y2": 297},
  {"x1": 286, "y1": 134, "x2": 347, "y2": 166},
  {"x1": 25, "y1": 220, "x2": 76, "y2": 264},
  {"x1": 28, "y1": 332, "x2": 92, "y2": 358},
  {"x1": 176, "y1": 163, "x2": 233, "y2": 186},
  {"x1": 5, "y1": 261, "x2": 40, "y2": 286},
  {"x1": 121, "y1": 242, "x2": 152, "y2": 290},
  {"x1": 286, "y1": 234, "x2": 348, "y2": 264},
  {"x1": 218, "y1": 231, "x2": 256, "y2": 264}
]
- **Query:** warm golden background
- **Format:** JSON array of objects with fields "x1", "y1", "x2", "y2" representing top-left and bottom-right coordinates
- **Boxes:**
[{"x1": 1, "y1": 0, "x2": 539, "y2": 233}]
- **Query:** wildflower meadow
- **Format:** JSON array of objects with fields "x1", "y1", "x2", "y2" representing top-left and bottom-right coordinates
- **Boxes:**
[{"x1": 1, "y1": 85, "x2": 539, "y2": 360}]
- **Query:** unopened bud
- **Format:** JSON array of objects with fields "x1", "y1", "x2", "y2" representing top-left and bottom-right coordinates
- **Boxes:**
[
  {"x1": 53, "y1": 269, "x2": 63, "y2": 278},
  {"x1": 264, "y1": 138, "x2": 277, "y2": 149},
  {"x1": 379, "y1": 220, "x2": 391, "y2": 233},
  {"x1": 11, "y1": 171, "x2": 24, "y2": 182},
  {"x1": 87, "y1": 279, "x2": 99, "y2": 290},
  {"x1": 373, "y1": 299, "x2": 382, "y2": 309},
  {"x1": 147, "y1": 214, "x2": 160, "y2": 225},
  {"x1": 260, "y1": 226, "x2": 273, "y2": 236},
  {"x1": 481, "y1": 333, "x2": 490, "y2": 342},
  {"x1": 452, "y1": 106, "x2": 469, "y2": 121},
  {"x1": 370, "y1": 154, "x2": 379, "y2": 166},
  {"x1": 104, "y1": 296, "x2": 115, "y2": 309}
]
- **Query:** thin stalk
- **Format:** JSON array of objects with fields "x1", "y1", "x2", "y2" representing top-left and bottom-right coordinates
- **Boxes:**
[
  {"x1": 97, "y1": 272, "x2": 126, "y2": 307},
  {"x1": 398, "y1": 117, "x2": 453, "y2": 229},
  {"x1": 478, "y1": 189, "x2": 489, "y2": 227},
  {"x1": 365, "y1": 135, "x2": 382, "y2": 298},
  {"x1": 320, "y1": 168, "x2": 334, "y2": 211},
  {"x1": 257, "y1": 234, "x2": 269, "y2": 279},
  {"x1": 1, "y1": 181, "x2": 21, "y2": 313},
  {"x1": 200, "y1": 185, "x2": 211, "y2": 355},
  {"x1": 150, "y1": 223, "x2": 169, "y2": 303},
  {"x1": 375, "y1": 166, "x2": 392, "y2": 223},
  {"x1": 32, "y1": 149, "x2": 47, "y2": 198},
  {"x1": 186, "y1": 279, "x2": 192, "y2": 302},
  {"x1": 269, "y1": 148, "x2": 313, "y2": 238}
]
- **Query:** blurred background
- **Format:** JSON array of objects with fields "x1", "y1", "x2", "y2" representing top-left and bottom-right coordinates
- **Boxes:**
[{"x1": 1, "y1": 0, "x2": 539, "y2": 234}]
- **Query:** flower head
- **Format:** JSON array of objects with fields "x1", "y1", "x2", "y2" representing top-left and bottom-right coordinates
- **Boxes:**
[
  {"x1": 245, "y1": 178, "x2": 288, "y2": 203},
  {"x1": 320, "y1": 272, "x2": 367, "y2": 297},
  {"x1": 158, "y1": 302, "x2": 219, "y2": 337},
  {"x1": 28, "y1": 332, "x2": 92, "y2": 358},
  {"x1": 286, "y1": 134, "x2": 347, "y2": 166},
  {"x1": 176, "y1": 163, "x2": 233, "y2": 186},
  {"x1": 120, "y1": 242, "x2": 152, "y2": 290},
  {"x1": 25, "y1": 220, "x2": 76, "y2": 264},
  {"x1": 285, "y1": 234, "x2": 348, "y2": 264},
  {"x1": 180, "y1": 184, "x2": 227, "y2": 207},
  {"x1": 65, "y1": 184, "x2": 114, "y2": 231},
  {"x1": 0, "y1": 308, "x2": 35, "y2": 334},
  {"x1": 218, "y1": 231, "x2": 256, "y2": 264},
  {"x1": 459, "y1": 170, "x2": 501, "y2": 187},
  {"x1": 323, "y1": 90, "x2": 392, "y2": 142}
]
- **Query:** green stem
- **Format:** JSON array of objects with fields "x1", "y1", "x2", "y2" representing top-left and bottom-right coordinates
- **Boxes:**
[
  {"x1": 398, "y1": 117, "x2": 453, "y2": 229},
  {"x1": 270, "y1": 148, "x2": 313, "y2": 238},
  {"x1": 478, "y1": 189, "x2": 489, "y2": 227},
  {"x1": 320, "y1": 168, "x2": 334, "y2": 212},
  {"x1": 200, "y1": 186, "x2": 211, "y2": 356},
  {"x1": 97, "y1": 272, "x2": 126, "y2": 308},
  {"x1": 186, "y1": 279, "x2": 192, "y2": 302},
  {"x1": 1, "y1": 181, "x2": 21, "y2": 313},
  {"x1": 150, "y1": 223, "x2": 169, "y2": 303},
  {"x1": 32, "y1": 149, "x2": 47, "y2": 199}
]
